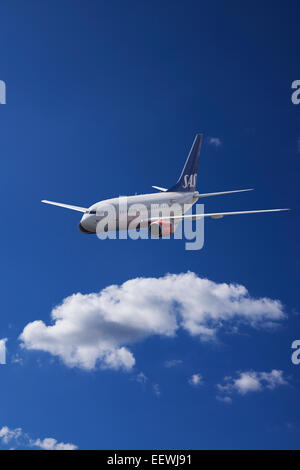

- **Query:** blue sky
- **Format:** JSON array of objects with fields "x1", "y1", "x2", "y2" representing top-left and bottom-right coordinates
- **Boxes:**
[{"x1": 0, "y1": 0, "x2": 299, "y2": 450}]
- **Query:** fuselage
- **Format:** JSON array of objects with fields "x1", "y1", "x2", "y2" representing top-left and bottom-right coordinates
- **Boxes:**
[{"x1": 79, "y1": 191, "x2": 200, "y2": 234}]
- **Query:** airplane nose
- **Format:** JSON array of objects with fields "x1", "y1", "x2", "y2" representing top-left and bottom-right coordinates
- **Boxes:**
[
  {"x1": 78, "y1": 222, "x2": 94, "y2": 234},
  {"x1": 78, "y1": 222, "x2": 88, "y2": 233},
  {"x1": 78, "y1": 212, "x2": 97, "y2": 234}
]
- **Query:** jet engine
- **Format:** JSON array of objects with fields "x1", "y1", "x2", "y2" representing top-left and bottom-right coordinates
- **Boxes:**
[{"x1": 148, "y1": 220, "x2": 174, "y2": 238}]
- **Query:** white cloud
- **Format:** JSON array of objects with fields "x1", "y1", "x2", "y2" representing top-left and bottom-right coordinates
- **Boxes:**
[
  {"x1": 136, "y1": 371, "x2": 148, "y2": 384},
  {"x1": 153, "y1": 384, "x2": 161, "y2": 396},
  {"x1": 11, "y1": 354, "x2": 23, "y2": 365},
  {"x1": 208, "y1": 137, "x2": 222, "y2": 147},
  {"x1": 19, "y1": 272, "x2": 285, "y2": 371},
  {"x1": 216, "y1": 395, "x2": 232, "y2": 404},
  {"x1": 33, "y1": 438, "x2": 77, "y2": 450},
  {"x1": 188, "y1": 373, "x2": 204, "y2": 387},
  {"x1": 0, "y1": 426, "x2": 22, "y2": 444},
  {"x1": 164, "y1": 359, "x2": 183, "y2": 368},
  {"x1": 217, "y1": 369, "x2": 289, "y2": 401},
  {"x1": 258, "y1": 369, "x2": 289, "y2": 389},
  {"x1": 0, "y1": 426, "x2": 76, "y2": 450}
]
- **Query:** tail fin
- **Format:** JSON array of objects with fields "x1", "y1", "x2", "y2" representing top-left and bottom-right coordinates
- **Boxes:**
[{"x1": 167, "y1": 134, "x2": 203, "y2": 192}]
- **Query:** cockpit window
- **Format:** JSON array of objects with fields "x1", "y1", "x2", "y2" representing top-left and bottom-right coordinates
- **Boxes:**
[{"x1": 89, "y1": 210, "x2": 96, "y2": 215}]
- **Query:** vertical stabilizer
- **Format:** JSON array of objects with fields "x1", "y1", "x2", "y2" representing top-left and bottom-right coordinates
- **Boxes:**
[{"x1": 167, "y1": 134, "x2": 203, "y2": 192}]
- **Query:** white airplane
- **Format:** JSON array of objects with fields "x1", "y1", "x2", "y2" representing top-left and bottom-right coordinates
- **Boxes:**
[{"x1": 42, "y1": 134, "x2": 289, "y2": 237}]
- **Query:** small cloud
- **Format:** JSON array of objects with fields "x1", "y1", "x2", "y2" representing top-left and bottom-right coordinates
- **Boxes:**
[
  {"x1": 217, "y1": 369, "x2": 289, "y2": 402},
  {"x1": 0, "y1": 426, "x2": 76, "y2": 450},
  {"x1": 188, "y1": 373, "x2": 204, "y2": 387},
  {"x1": 216, "y1": 395, "x2": 232, "y2": 404},
  {"x1": 11, "y1": 354, "x2": 23, "y2": 365},
  {"x1": 33, "y1": 438, "x2": 77, "y2": 451},
  {"x1": 0, "y1": 426, "x2": 22, "y2": 444},
  {"x1": 208, "y1": 137, "x2": 222, "y2": 147},
  {"x1": 259, "y1": 370, "x2": 289, "y2": 390},
  {"x1": 153, "y1": 384, "x2": 161, "y2": 397},
  {"x1": 136, "y1": 372, "x2": 147, "y2": 384},
  {"x1": 164, "y1": 359, "x2": 183, "y2": 368}
]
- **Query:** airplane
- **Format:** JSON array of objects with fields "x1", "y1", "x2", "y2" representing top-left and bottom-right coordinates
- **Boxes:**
[{"x1": 42, "y1": 134, "x2": 289, "y2": 238}]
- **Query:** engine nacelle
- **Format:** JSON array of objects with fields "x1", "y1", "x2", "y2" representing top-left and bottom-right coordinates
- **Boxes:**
[{"x1": 148, "y1": 220, "x2": 174, "y2": 238}]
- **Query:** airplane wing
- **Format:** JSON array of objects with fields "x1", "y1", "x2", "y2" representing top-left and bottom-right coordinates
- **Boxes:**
[
  {"x1": 41, "y1": 200, "x2": 87, "y2": 212},
  {"x1": 198, "y1": 188, "x2": 253, "y2": 197},
  {"x1": 145, "y1": 208, "x2": 290, "y2": 223},
  {"x1": 152, "y1": 186, "x2": 168, "y2": 192}
]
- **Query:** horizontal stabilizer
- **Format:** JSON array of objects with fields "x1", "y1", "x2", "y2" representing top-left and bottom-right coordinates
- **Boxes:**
[
  {"x1": 152, "y1": 186, "x2": 168, "y2": 192},
  {"x1": 41, "y1": 200, "x2": 87, "y2": 212}
]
